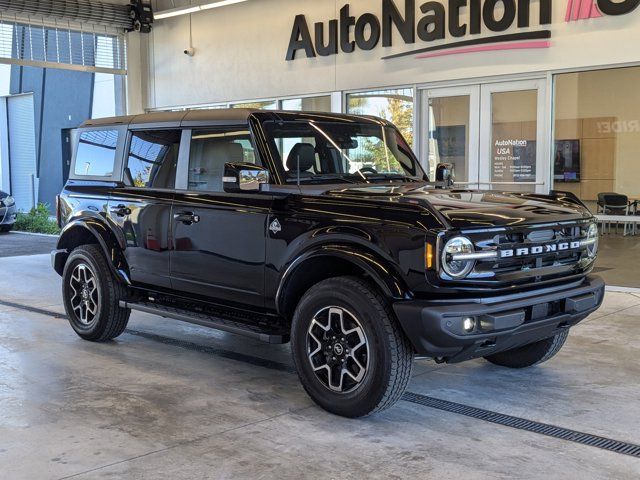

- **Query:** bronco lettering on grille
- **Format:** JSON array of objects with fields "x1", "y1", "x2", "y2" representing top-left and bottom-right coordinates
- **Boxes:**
[{"x1": 500, "y1": 241, "x2": 582, "y2": 258}]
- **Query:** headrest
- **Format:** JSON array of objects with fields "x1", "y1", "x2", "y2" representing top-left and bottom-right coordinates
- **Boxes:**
[
  {"x1": 226, "y1": 142, "x2": 245, "y2": 163},
  {"x1": 286, "y1": 143, "x2": 316, "y2": 173},
  {"x1": 198, "y1": 141, "x2": 245, "y2": 169}
]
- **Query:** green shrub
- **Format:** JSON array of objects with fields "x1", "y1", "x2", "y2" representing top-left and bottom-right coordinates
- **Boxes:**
[{"x1": 14, "y1": 203, "x2": 60, "y2": 235}]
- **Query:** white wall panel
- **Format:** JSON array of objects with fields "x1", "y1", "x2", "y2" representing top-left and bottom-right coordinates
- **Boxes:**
[{"x1": 146, "y1": 0, "x2": 640, "y2": 109}]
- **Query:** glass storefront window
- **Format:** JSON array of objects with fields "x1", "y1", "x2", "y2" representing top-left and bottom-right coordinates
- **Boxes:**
[
  {"x1": 554, "y1": 67, "x2": 640, "y2": 205},
  {"x1": 190, "y1": 105, "x2": 228, "y2": 110},
  {"x1": 554, "y1": 66, "x2": 640, "y2": 289},
  {"x1": 282, "y1": 95, "x2": 331, "y2": 112},
  {"x1": 346, "y1": 88, "x2": 414, "y2": 147},
  {"x1": 231, "y1": 100, "x2": 277, "y2": 110}
]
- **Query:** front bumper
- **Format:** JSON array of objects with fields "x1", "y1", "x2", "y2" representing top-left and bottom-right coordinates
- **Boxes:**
[
  {"x1": 393, "y1": 275, "x2": 605, "y2": 363},
  {"x1": 0, "y1": 205, "x2": 17, "y2": 225}
]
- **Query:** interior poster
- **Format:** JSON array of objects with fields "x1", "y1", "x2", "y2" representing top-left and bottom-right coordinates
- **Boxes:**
[{"x1": 492, "y1": 139, "x2": 537, "y2": 183}]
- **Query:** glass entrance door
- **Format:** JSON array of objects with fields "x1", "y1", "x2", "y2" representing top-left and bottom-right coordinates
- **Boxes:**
[
  {"x1": 479, "y1": 80, "x2": 548, "y2": 193},
  {"x1": 423, "y1": 80, "x2": 549, "y2": 193},
  {"x1": 423, "y1": 86, "x2": 479, "y2": 187}
]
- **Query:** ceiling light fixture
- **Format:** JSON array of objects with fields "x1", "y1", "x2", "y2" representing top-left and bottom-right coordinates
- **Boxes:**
[{"x1": 154, "y1": 0, "x2": 249, "y2": 20}]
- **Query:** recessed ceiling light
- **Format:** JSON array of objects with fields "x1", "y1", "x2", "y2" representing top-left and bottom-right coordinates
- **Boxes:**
[{"x1": 154, "y1": 0, "x2": 249, "y2": 20}]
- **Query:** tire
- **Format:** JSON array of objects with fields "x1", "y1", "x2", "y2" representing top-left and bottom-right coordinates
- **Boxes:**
[
  {"x1": 62, "y1": 244, "x2": 130, "y2": 342},
  {"x1": 291, "y1": 276, "x2": 414, "y2": 418},
  {"x1": 0, "y1": 225, "x2": 12, "y2": 233},
  {"x1": 484, "y1": 329, "x2": 570, "y2": 369}
]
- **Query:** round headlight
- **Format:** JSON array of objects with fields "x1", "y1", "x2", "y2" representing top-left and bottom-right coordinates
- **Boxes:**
[
  {"x1": 441, "y1": 236, "x2": 475, "y2": 279},
  {"x1": 586, "y1": 222, "x2": 599, "y2": 259}
]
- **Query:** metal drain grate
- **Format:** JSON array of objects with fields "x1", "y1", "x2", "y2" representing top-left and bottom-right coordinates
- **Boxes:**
[{"x1": 402, "y1": 392, "x2": 640, "y2": 458}]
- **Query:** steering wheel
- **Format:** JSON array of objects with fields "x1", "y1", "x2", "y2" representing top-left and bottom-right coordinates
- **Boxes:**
[{"x1": 357, "y1": 167, "x2": 378, "y2": 175}]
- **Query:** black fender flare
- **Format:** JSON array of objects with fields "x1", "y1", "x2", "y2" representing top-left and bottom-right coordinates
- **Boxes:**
[
  {"x1": 275, "y1": 243, "x2": 412, "y2": 316},
  {"x1": 56, "y1": 217, "x2": 131, "y2": 284}
]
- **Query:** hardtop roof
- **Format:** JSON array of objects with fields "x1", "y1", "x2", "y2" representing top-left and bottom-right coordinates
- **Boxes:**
[{"x1": 80, "y1": 109, "x2": 389, "y2": 128}]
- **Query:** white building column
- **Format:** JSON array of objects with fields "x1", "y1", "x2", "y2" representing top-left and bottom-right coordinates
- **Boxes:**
[{"x1": 125, "y1": 32, "x2": 148, "y2": 115}]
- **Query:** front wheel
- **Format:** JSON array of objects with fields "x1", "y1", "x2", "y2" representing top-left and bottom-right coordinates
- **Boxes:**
[
  {"x1": 62, "y1": 244, "x2": 130, "y2": 342},
  {"x1": 484, "y1": 330, "x2": 569, "y2": 368},
  {"x1": 291, "y1": 276, "x2": 414, "y2": 418}
]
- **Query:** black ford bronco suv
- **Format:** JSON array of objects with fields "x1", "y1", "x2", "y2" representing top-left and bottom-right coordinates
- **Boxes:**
[{"x1": 52, "y1": 109, "x2": 604, "y2": 417}]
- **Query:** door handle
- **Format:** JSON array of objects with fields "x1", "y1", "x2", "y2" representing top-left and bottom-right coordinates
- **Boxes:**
[
  {"x1": 110, "y1": 204, "x2": 131, "y2": 217},
  {"x1": 174, "y1": 211, "x2": 200, "y2": 225}
]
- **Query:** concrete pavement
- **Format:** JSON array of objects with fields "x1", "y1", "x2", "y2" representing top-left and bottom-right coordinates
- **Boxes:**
[{"x1": 0, "y1": 232, "x2": 57, "y2": 258}]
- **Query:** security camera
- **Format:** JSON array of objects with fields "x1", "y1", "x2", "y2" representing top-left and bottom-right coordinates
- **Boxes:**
[{"x1": 184, "y1": 47, "x2": 195, "y2": 57}]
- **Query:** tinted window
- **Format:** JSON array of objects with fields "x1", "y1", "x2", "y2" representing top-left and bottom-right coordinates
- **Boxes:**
[
  {"x1": 74, "y1": 129, "x2": 118, "y2": 177},
  {"x1": 125, "y1": 130, "x2": 181, "y2": 189},
  {"x1": 188, "y1": 128, "x2": 257, "y2": 192}
]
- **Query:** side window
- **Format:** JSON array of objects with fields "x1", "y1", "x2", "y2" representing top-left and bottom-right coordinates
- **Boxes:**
[
  {"x1": 188, "y1": 128, "x2": 258, "y2": 192},
  {"x1": 74, "y1": 129, "x2": 118, "y2": 177},
  {"x1": 124, "y1": 130, "x2": 181, "y2": 189}
]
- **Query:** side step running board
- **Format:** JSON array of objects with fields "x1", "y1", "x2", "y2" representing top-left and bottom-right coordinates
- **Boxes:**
[{"x1": 119, "y1": 301, "x2": 289, "y2": 344}]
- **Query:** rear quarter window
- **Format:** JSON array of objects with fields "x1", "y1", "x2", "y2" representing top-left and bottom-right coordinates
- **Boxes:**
[{"x1": 74, "y1": 129, "x2": 119, "y2": 177}]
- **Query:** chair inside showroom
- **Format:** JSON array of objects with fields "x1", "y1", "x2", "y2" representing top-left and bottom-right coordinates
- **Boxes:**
[
  {"x1": 286, "y1": 143, "x2": 317, "y2": 179},
  {"x1": 597, "y1": 192, "x2": 631, "y2": 234}
]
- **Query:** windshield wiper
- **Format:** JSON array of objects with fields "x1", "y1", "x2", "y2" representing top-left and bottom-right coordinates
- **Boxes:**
[
  {"x1": 286, "y1": 175, "x2": 359, "y2": 185},
  {"x1": 361, "y1": 173, "x2": 420, "y2": 183}
]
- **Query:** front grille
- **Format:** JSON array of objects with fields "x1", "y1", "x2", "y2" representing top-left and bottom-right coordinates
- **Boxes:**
[{"x1": 465, "y1": 221, "x2": 591, "y2": 283}]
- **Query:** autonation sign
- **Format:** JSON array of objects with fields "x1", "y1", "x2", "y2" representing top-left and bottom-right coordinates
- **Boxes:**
[{"x1": 286, "y1": 0, "x2": 640, "y2": 61}]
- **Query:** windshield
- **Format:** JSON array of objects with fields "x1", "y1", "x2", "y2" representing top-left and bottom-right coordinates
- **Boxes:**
[{"x1": 262, "y1": 120, "x2": 425, "y2": 184}]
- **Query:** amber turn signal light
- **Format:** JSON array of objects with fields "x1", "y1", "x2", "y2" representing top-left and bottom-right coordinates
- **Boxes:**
[{"x1": 425, "y1": 242, "x2": 434, "y2": 270}]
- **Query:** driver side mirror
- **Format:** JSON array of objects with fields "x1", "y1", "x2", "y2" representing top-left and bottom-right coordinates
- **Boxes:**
[
  {"x1": 223, "y1": 163, "x2": 269, "y2": 193},
  {"x1": 436, "y1": 163, "x2": 455, "y2": 188}
]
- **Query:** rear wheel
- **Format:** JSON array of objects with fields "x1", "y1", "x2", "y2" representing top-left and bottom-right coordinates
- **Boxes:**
[
  {"x1": 484, "y1": 330, "x2": 569, "y2": 368},
  {"x1": 62, "y1": 244, "x2": 130, "y2": 341},
  {"x1": 291, "y1": 276, "x2": 413, "y2": 418}
]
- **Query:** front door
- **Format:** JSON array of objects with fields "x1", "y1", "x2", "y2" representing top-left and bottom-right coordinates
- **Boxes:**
[
  {"x1": 107, "y1": 128, "x2": 182, "y2": 289},
  {"x1": 423, "y1": 79, "x2": 549, "y2": 193},
  {"x1": 170, "y1": 126, "x2": 271, "y2": 308}
]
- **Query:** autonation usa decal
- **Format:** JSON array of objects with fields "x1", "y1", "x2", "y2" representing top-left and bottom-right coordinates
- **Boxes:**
[{"x1": 286, "y1": 0, "x2": 640, "y2": 61}]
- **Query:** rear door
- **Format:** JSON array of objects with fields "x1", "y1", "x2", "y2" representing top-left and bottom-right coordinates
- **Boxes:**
[
  {"x1": 107, "y1": 128, "x2": 184, "y2": 289},
  {"x1": 170, "y1": 126, "x2": 272, "y2": 308}
]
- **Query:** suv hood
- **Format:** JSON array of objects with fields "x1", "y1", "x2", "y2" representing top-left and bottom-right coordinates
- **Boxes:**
[{"x1": 324, "y1": 184, "x2": 592, "y2": 229}]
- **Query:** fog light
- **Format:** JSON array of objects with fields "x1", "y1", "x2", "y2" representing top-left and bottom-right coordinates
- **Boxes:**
[{"x1": 462, "y1": 317, "x2": 476, "y2": 333}]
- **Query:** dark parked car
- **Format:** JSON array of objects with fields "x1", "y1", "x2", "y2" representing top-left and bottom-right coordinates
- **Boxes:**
[
  {"x1": 0, "y1": 190, "x2": 17, "y2": 232},
  {"x1": 52, "y1": 110, "x2": 604, "y2": 417}
]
